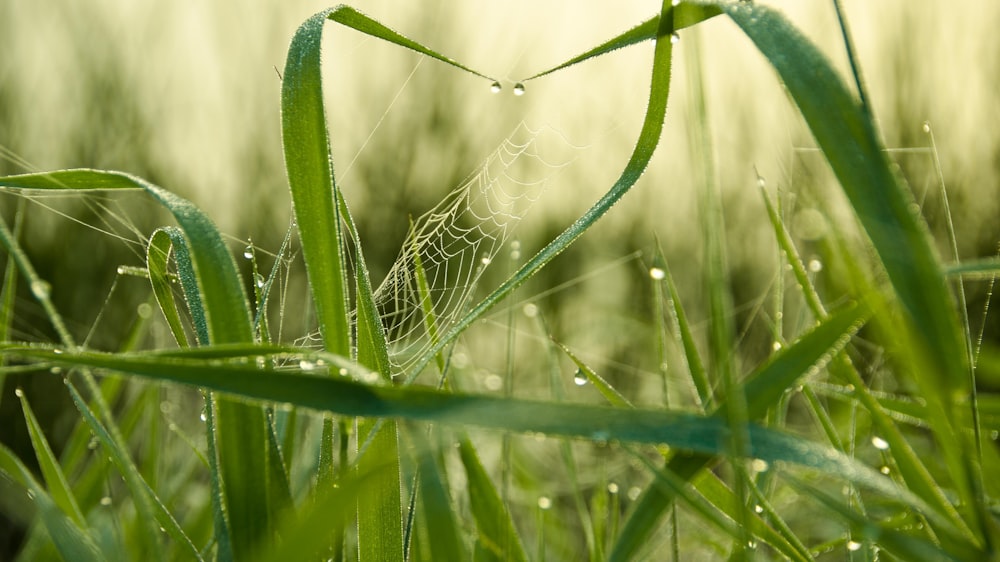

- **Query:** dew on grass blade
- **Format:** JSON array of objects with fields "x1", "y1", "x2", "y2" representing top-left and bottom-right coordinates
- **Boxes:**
[
  {"x1": 484, "y1": 373, "x2": 503, "y2": 391},
  {"x1": 808, "y1": 258, "x2": 823, "y2": 272},
  {"x1": 871, "y1": 436, "x2": 889, "y2": 450},
  {"x1": 255, "y1": 273, "x2": 265, "y2": 288},
  {"x1": 922, "y1": 121, "x2": 931, "y2": 134},
  {"x1": 299, "y1": 359, "x2": 316, "y2": 371},
  {"x1": 30, "y1": 279, "x2": 51, "y2": 299},
  {"x1": 627, "y1": 486, "x2": 641, "y2": 501},
  {"x1": 648, "y1": 267, "x2": 665, "y2": 280},
  {"x1": 670, "y1": 32, "x2": 680, "y2": 44},
  {"x1": 607, "y1": 482, "x2": 619, "y2": 494},
  {"x1": 522, "y1": 303, "x2": 538, "y2": 318},
  {"x1": 537, "y1": 496, "x2": 552, "y2": 510},
  {"x1": 847, "y1": 540, "x2": 862, "y2": 552},
  {"x1": 573, "y1": 369, "x2": 587, "y2": 386},
  {"x1": 513, "y1": 82, "x2": 526, "y2": 96},
  {"x1": 490, "y1": 81, "x2": 502, "y2": 94},
  {"x1": 243, "y1": 245, "x2": 254, "y2": 259},
  {"x1": 750, "y1": 458, "x2": 769, "y2": 472}
]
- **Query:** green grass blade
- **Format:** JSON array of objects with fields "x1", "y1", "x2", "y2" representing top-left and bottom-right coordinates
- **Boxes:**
[
  {"x1": 719, "y1": 1, "x2": 978, "y2": 533},
  {"x1": 523, "y1": 4, "x2": 722, "y2": 81},
  {"x1": 458, "y1": 435, "x2": 528, "y2": 562},
  {"x1": 787, "y1": 474, "x2": 980, "y2": 562},
  {"x1": 945, "y1": 257, "x2": 1000, "y2": 280},
  {"x1": 18, "y1": 392, "x2": 87, "y2": 527},
  {"x1": 407, "y1": 1, "x2": 683, "y2": 383},
  {"x1": 656, "y1": 250, "x2": 712, "y2": 410},
  {"x1": 339, "y1": 195, "x2": 404, "y2": 561},
  {"x1": 609, "y1": 303, "x2": 866, "y2": 561},
  {"x1": 0, "y1": 443, "x2": 105, "y2": 562},
  {"x1": 64, "y1": 381, "x2": 200, "y2": 562},
  {"x1": 147, "y1": 229, "x2": 192, "y2": 347},
  {"x1": 0, "y1": 199, "x2": 24, "y2": 396},
  {"x1": 408, "y1": 427, "x2": 466, "y2": 561},
  {"x1": 554, "y1": 341, "x2": 633, "y2": 408}
]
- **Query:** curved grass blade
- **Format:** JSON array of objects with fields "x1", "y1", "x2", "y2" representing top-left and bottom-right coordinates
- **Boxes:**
[
  {"x1": 406, "y1": 1, "x2": 702, "y2": 383},
  {"x1": 0, "y1": 169, "x2": 280, "y2": 559},
  {"x1": 718, "y1": 0, "x2": 978, "y2": 535},
  {"x1": 522, "y1": 4, "x2": 722, "y2": 81},
  {"x1": 0, "y1": 443, "x2": 105, "y2": 562},
  {"x1": 147, "y1": 229, "x2": 193, "y2": 347},
  {"x1": 554, "y1": 341, "x2": 632, "y2": 408}
]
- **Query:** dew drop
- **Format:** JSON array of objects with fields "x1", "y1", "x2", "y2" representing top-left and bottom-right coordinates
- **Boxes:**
[
  {"x1": 921, "y1": 121, "x2": 931, "y2": 134},
  {"x1": 52, "y1": 348, "x2": 63, "y2": 355},
  {"x1": 480, "y1": 256, "x2": 491, "y2": 266},
  {"x1": 87, "y1": 437, "x2": 99, "y2": 450},
  {"x1": 255, "y1": 273, "x2": 265, "y2": 288},
  {"x1": 490, "y1": 81, "x2": 502, "y2": 94},
  {"x1": 871, "y1": 436, "x2": 889, "y2": 450},
  {"x1": 243, "y1": 246, "x2": 254, "y2": 259},
  {"x1": 299, "y1": 359, "x2": 316, "y2": 371},
  {"x1": 573, "y1": 370, "x2": 588, "y2": 386},
  {"x1": 670, "y1": 32, "x2": 680, "y2": 44},
  {"x1": 756, "y1": 176, "x2": 766, "y2": 188},
  {"x1": 627, "y1": 486, "x2": 641, "y2": 501},
  {"x1": 847, "y1": 540, "x2": 862, "y2": 552},
  {"x1": 772, "y1": 341, "x2": 782, "y2": 351},
  {"x1": 117, "y1": 266, "x2": 127, "y2": 275},
  {"x1": 50, "y1": 366, "x2": 62, "y2": 375},
  {"x1": 808, "y1": 259, "x2": 823, "y2": 272},
  {"x1": 137, "y1": 302, "x2": 153, "y2": 318},
  {"x1": 537, "y1": 496, "x2": 552, "y2": 510},
  {"x1": 880, "y1": 465, "x2": 891, "y2": 475},
  {"x1": 14, "y1": 388, "x2": 24, "y2": 398},
  {"x1": 100, "y1": 496, "x2": 112, "y2": 506},
  {"x1": 199, "y1": 412, "x2": 207, "y2": 422},
  {"x1": 754, "y1": 504, "x2": 764, "y2": 514},
  {"x1": 510, "y1": 240, "x2": 520, "y2": 251},
  {"x1": 522, "y1": 303, "x2": 538, "y2": 318},
  {"x1": 484, "y1": 373, "x2": 503, "y2": 391},
  {"x1": 750, "y1": 458, "x2": 770, "y2": 472},
  {"x1": 513, "y1": 82, "x2": 526, "y2": 96},
  {"x1": 991, "y1": 430, "x2": 999, "y2": 440},
  {"x1": 338, "y1": 367, "x2": 349, "y2": 376},
  {"x1": 607, "y1": 482, "x2": 619, "y2": 494},
  {"x1": 30, "y1": 280, "x2": 51, "y2": 300},
  {"x1": 648, "y1": 267, "x2": 665, "y2": 280}
]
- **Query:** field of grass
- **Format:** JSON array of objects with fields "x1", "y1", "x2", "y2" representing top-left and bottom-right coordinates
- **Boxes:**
[{"x1": 2, "y1": 1, "x2": 1000, "y2": 560}]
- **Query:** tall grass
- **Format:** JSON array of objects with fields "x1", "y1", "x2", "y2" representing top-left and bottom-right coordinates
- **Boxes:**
[{"x1": 2, "y1": 1, "x2": 999, "y2": 560}]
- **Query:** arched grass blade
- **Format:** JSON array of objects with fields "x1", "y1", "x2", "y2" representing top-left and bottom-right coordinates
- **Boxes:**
[
  {"x1": 147, "y1": 229, "x2": 193, "y2": 347},
  {"x1": 407, "y1": 1, "x2": 683, "y2": 383},
  {"x1": 522, "y1": 3, "x2": 722, "y2": 81}
]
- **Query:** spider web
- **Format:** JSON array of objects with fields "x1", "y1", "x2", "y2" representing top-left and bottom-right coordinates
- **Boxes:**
[{"x1": 364, "y1": 122, "x2": 578, "y2": 375}]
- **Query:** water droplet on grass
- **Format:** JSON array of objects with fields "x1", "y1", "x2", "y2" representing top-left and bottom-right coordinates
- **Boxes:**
[
  {"x1": 480, "y1": 256, "x2": 491, "y2": 266},
  {"x1": 670, "y1": 33, "x2": 680, "y2": 44},
  {"x1": 490, "y1": 81, "x2": 502, "y2": 93},
  {"x1": 627, "y1": 486, "x2": 641, "y2": 500},
  {"x1": 871, "y1": 436, "x2": 889, "y2": 450},
  {"x1": 754, "y1": 504, "x2": 764, "y2": 514},
  {"x1": 537, "y1": 496, "x2": 552, "y2": 510},
  {"x1": 573, "y1": 370, "x2": 587, "y2": 386},
  {"x1": 607, "y1": 482, "x2": 619, "y2": 494},
  {"x1": 244, "y1": 246, "x2": 254, "y2": 259},
  {"x1": 30, "y1": 280, "x2": 51, "y2": 300},
  {"x1": 299, "y1": 359, "x2": 316, "y2": 371},
  {"x1": 100, "y1": 496, "x2": 112, "y2": 506},
  {"x1": 808, "y1": 259, "x2": 823, "y2": 272},
  {"x1": 847, "y1": 540, "x2": 862, "y2": 551},
  {"x1": 14, "y1": 388, "x2": 24, "y2": 398},
  {"x1": 522, "y1": 303, "x2": 538, "y2": 318},
  {"x1": 513, "y1": 82, "x2": 526, "y2": 96},
  {"x1": 750, "y1": 459, "x2": 769, "y2": 472},
  {"x1": 880, "y1": 465, "x2": 891, "y2": 475},
  {"x1": 648, "y1": 267, "x2": 665, "y2": 280},
  {"x1": 772, "y1": 341, "x2": 782, "y2": 351},
  {"x1": 922, "y1": 121, "x2": 931, "y2": 134},
  {"x1": 484, "y1": 374, "x2": 503, "y2": 391}
]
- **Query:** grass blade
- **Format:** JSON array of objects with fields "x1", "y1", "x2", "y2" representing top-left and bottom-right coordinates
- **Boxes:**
[
  {"x1": 147, "y1": 229, "x2": 192, "y2": 347},
  {"x1": 17, "y1": 391, "x2": 86, "y2": 527},
  {"x1": 458, "y1": 436, "x2": 528, "y2": 562},
  {"x1": 719, "y1": 1, "x2": 978, "y2": 535},
  {"x1": 0, "y1": 443, "x2": 105, "y2": 562},
  {"x1": 406, "y1": 0, "x2": 691, "y2": 383}
]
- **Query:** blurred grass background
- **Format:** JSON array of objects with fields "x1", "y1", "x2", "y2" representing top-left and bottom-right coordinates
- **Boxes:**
[{"x1": 1, "y1": 0, "x2": 999, "y2": 557}]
